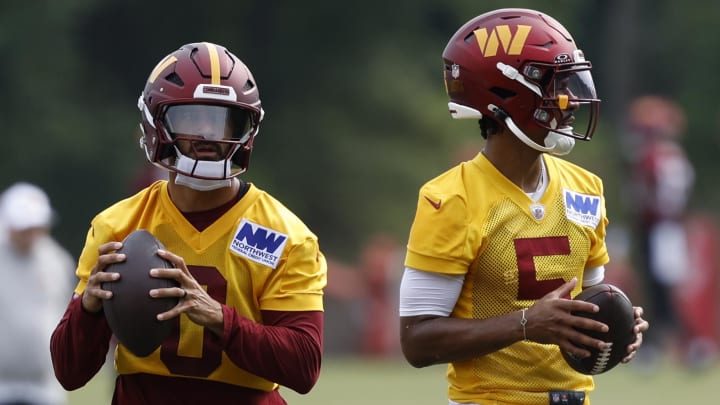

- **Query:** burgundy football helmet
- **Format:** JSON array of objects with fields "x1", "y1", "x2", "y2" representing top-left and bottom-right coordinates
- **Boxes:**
[
  {"x1": 138, "y1": 42, "x2": 263, "y2": 181},
  {"x1": 443, "y1": 8, "x2": 600, "y2": 155}
]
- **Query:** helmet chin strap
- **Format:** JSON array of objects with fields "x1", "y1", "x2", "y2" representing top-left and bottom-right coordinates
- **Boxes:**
[
  {"x1": 174, "y1": 174, "x2": 232, "y2": 191},
  {"x1": 173, "y1": 152, "x2": 233, "y2": 191},
  {"x1": 543, "y1": 130, "x2": 576, "y2": 156},
  {"x1": 490, "y1": 105, "x2": 575, "y2": 156}
]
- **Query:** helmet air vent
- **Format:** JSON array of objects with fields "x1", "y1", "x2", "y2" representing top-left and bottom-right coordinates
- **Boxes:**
[
  {"x1": 242, "y1": 79, "x2": 255, "y2": 92},
  {"x1": 165, "y1": 72, "x2": 184, "y2": 87},
  {"x1": 490, "y1": 87, "x2": 516, "y2": 100},
  {"x1": 539, "y1": 41, "x2": 554, "y2": 48}
]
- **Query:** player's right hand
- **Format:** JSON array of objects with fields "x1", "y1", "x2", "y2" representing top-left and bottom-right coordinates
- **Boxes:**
[
  {"x1": 81, "y1": 241, "x2": 124, "y2": 313},
  {"x1": 524, "y1": 278, "x2": 609, "y2": 359}
]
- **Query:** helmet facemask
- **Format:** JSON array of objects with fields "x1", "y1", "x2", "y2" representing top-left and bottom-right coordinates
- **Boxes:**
[
  {"x1": 153, "y1": 104, "x2": 257, "y2": 190},
  {"x1": 138, "y1": 96, "x2": 260, "y2": 189},
  {"x1": 162, "y1": 104, "x2": 255, "y2": 174},
  {"x1": 492, "y1": 52, "x2": 600, "y2": 156},
  {"x1": 527, "y1": 54, "x2": 599, "y2": 143}
]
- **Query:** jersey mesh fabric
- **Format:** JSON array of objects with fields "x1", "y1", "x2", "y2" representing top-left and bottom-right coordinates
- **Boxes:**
[
  {"x1": 74, "y1": 181, "x2": 326, "y2": 391},
  {"x1": 405, "y1": 153, "x2": 608, "y2": 405}
]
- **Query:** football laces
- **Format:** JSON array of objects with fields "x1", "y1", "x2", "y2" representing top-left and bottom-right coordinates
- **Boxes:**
[{"x1": 591, "y1": 342, "x2": 613, "y2": 374}]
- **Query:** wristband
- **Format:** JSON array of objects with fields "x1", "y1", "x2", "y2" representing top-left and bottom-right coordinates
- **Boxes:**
[{"x1": 520, "y1": 308, "x2": 528, "y2": 341}]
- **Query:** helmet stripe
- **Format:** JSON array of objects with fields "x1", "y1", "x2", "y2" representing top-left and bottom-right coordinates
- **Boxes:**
[
  {"x1": 148, "y1": 56, "x2": 177, "y2": 84},
  {"x1": 203, "y1": 42, "x2": 221, "y2": 84}
]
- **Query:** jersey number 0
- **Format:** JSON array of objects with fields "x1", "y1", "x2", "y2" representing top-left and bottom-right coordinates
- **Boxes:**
[{"x1": 160, "y1": 265, "x2": 226, "y2": 377}]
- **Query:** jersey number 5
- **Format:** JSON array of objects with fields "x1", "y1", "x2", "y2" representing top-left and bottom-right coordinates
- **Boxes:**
[{"x1": 514, "y1": 236, "x2": 571, "y2": 300}]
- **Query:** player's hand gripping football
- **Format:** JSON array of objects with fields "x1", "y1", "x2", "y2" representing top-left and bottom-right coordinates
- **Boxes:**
[
  {"x1": 523, "y1": 278, "x2": 609, "y2": 359},
  {"x1": 81, "y1": 241, "x2": 124, "y2": 313},
  {"x1": 149, "y1": 249, "x2": 225, "y2": 337},
  {"x1": 622, "y1": 306, "x2": 649, "y2": 363}
]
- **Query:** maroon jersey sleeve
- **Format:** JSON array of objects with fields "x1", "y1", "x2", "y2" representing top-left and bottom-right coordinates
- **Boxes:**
[
  {"x1": 50, "y1": 295, "x2": 114, "y2": 390},
  {"x1": 222, "y1": 308, "x2": 323, "y2": 394}
]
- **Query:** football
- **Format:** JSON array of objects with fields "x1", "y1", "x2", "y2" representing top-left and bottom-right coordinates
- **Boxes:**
[
  {"x1": 561, "y1": 283, "x2": 636, "y2": 375},
  {"x1": 102, "y1": 229, "x2": 178, "y2": 357}
]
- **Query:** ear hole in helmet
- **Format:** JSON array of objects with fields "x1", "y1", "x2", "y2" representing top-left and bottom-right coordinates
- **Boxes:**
[{"x1": 490, "y1": 87, "x2": 516, "y2": 99}]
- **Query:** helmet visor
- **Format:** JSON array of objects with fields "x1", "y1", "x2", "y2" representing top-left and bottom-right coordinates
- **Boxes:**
[
  {"x1": 163, "y1": 104, "x2": 255, "y2": 143},
  {"x1": 528, "y1": 62, "x2": 600, "y2": 141},
  {"x1": 546, "y1": 70, "x2": 597, "y2": 102}
]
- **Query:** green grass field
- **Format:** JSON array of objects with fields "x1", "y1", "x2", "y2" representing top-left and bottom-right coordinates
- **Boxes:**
[{"x1": 67, "y1": 356, "x2": 719, "y2": 404}]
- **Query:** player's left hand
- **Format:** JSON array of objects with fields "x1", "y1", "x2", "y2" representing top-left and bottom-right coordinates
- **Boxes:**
[
  {"x1": 622, "y1": 306, "x2": 649, "y2": 363},
  {"x1": 149, "y1": 249, "x2": 225, "y2": 337}
]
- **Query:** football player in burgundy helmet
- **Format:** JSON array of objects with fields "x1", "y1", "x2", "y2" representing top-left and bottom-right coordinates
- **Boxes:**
[
  {"x1": 138, "y1": 42, "x2": 264, "y2": 191},
  {"x1": 51, "y1": 42, "x2": 326, "y2": 405},
  {"x1": 400, "y1": 9, "x2": 648, "y2": 405},
  {"x1": 442, "y1": 8, "x2": 600, "y2": 156}
]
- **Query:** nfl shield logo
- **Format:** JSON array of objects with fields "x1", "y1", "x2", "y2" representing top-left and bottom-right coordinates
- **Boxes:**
[
  {"x1": 451, "y1": 64, "x2": 460, "y2": 79},
  {"x1": 530, "y1": 203, "x2": 545, "y2": 220}
]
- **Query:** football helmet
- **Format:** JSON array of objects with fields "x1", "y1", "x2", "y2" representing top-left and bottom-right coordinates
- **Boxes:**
[
  {"x1": 138, "y1": 42, "x2": 263, "y2": 190},
  {"x1": 442, "y1": 8, "x2": 600, "y2": 155}
]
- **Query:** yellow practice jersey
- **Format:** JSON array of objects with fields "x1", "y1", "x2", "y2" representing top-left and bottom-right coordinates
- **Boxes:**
[
  {"x1": 74, "y1": 181, "x2": 326, "y2": 391},
  {"x1": 405, "y1": 153, "x2": 609, "y2": 405}
]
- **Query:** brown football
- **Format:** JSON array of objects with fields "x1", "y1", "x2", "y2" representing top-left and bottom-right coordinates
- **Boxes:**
[
  {"x1": 102, "y1": 229, "x2": 178, "y2": 357},
  {"x1": 561, "y1": 283, "x2": 636, "y2": 375}
]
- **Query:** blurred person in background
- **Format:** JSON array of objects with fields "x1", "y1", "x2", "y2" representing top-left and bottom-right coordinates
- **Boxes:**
[
  {"x1": 358, "y1": 233, "x2": 403, "y2": 357},
  {"x1": 399, "y1": 8, "x2": 649, "y2": 405},
  {"x1": 0, "y1": 182, "x2": 75, "y2": 405},
  {"x1": 321, "y1": 233, "x2": 403, "y2": 357},
  {"x1": 624, "y1": 95, "x2": 701, "y2": 365},
  {"x1": 677, "y1": 213, "x2": 720, "y2": 368}
]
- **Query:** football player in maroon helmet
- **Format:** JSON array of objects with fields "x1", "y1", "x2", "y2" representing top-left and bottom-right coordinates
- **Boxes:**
[
  {"x1": 138, "y1": 43, "x2": 264, "y2": 190},
  {"x1": 442, "y1": 8, "x2": 600, "y2": 156},
  {"x1": 400, "y1": 9, "x2": 649, "y2": 405},
  {"x1": 51, "y1": 42, "x2": 327, "y2": 404}
]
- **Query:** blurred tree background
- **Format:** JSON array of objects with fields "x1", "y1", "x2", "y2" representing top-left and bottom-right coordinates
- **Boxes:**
[{"x1": 2, "y1": 0, "x2": 719, "y2": 264}]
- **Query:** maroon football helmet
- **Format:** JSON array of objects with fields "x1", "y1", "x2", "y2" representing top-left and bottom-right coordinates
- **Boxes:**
[
  {"x1": 443, "y1": 9, "x2": 600, "y2": 154},
  {"x1": 138, "y1": 42, "x2": 263, "y2": 180}
]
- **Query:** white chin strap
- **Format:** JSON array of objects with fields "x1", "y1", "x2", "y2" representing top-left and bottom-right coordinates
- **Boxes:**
[
  {"x1": 544, "y1": 130, "x2": 576, "y2": 156},
  {"x1": 174, "y1": 153, "x2": 233, "y2": 191},
  {"x1": 492, "y1": 105, "x2": 575, "y2": 156},
  {"x1": 175, "y1": 174, "x2": 232, "y2": 191}
]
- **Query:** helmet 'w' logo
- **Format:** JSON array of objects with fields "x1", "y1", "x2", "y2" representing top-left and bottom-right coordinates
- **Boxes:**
[{"x1": 473, "y1": 25, "x2": 532, "y2": 57}]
